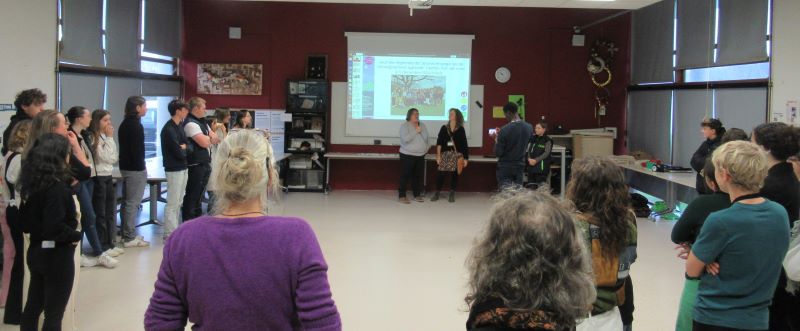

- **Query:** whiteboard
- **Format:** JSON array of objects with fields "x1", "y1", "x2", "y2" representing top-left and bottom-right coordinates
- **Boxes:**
[{"x1": 330, "y1": 81, "x2": 484, "y2": 147}]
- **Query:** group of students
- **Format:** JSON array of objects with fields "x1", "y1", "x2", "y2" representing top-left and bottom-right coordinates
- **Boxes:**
[
  {"x1": 672, "y1": 118, "x2": 800, "y2": 331},
  {"x1": 397, "y1": 102, "x2": 553, "y2": 203}
]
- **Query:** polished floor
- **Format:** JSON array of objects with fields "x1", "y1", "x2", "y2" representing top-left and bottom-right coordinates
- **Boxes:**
[{"x1": 0, "y1": 191, "x2": 684, "y2": 331}]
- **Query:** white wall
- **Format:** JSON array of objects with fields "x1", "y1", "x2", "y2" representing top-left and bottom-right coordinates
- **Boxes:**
[
  {"x1": 0, "y1": 0, "x2": 57, "y2": 133},
  {"x1": 770, "y1": 0, "x2": 800, "y2": 123}
]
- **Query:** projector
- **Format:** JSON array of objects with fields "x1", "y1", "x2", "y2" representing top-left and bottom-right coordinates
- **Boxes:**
[{"x1": 409, "y1": 0, "x2": 433, "y2": 16}]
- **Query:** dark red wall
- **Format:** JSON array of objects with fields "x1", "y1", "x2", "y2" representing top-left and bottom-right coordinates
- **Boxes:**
[{"x1": 182, "y1": 0, "x2": 631, "y2": 191}]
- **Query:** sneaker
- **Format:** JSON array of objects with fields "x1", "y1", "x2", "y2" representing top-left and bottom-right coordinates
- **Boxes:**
[
  {"x1": 103, "y1": 248, "x2": 121, "y2": 258},
  {"x1": 430, "y1": 192, "x2": 440, "y2": 202},
  {"x1": 414, "y1": 196, "x2": 425, "y2": 202},
  {"x1": 81, "y1": 255, "x2": 98, "y2": 268},
  {"x1": 123, "y1": 236, "x2": 150, "y2": 248},
  {"x1": 448, "y1": 191, "x2": 455, "y2": 203},
  {"x1": 97, "y1": 253, "x2": 118, "y2": 269},
  {"x1": 112, "y1": 247, "x2": 125, "y2": 255},
  {"x1": 399, "y1": 197, "x2": 411, "y2": 204}
]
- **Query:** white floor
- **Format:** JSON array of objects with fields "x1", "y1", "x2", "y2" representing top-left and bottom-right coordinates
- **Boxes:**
[{"x1": 0, "y1": 191, "x2": 685, "y2": 331}]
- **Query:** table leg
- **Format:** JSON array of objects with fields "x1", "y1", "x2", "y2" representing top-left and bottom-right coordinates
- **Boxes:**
[
  {"x1": 136, "y1": 182, "x2": 162, "y2": 228},
  {"x1": 423, "y1": 158, "x2": 427, "y2": 194},
  {"x1": 325, "y1": 158, "x2": 331, "y2": 193},
  {"x1": 560, "y1": 151, "x2": 566, "y2": 197}
]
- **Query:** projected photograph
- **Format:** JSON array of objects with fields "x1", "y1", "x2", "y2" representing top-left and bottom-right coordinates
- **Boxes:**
[
  {"x1": 390, "y1": 75, "x2": 446, "y2": 117},
  {"x1": 197, "y1": 63, "x2": 263, "y2": 95}
]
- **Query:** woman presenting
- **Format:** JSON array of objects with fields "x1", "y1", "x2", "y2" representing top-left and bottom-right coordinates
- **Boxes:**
[
  {"x1": 398, "y1": 108, "x2": 429, "y2": 204},
  {"x1": 431, "y1": 108, "x2": 468, "y2": 203}
]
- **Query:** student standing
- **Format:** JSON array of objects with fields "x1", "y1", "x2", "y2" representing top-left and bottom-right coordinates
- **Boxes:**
[
  {"x1": 492, "y1": 102, "x2": 533, "y2": 189},
  {"x1": 233, "y1": 110, "x2": 252, "y2": 129},
  {"x1": 465, "y1": 190, "x2": 596, "y2": 331},
  {"x1": 182, "y1": 97, "x2": 218, "y2": 220},
  {"x1": 686, "y1": 141, "x2": 790, "y2": 331},
  {"x1": 398, "y1": 108, "x2": 429, "y2": 204},
  {"x1": 2, "y1": 120, "x2": 31, "y2": 325},
  {"x1": 690, "y1": 119, "x2": 725, "y2": 194},
  {"x1": 66, "y1": 106, "x2": 117, "y2": 268},
  {"x1": 118, "y1": 96, "x2": 150, "y2": 248},
  {"x1": 2, "y1": 89, "x2": 45, "y2": 155},
  {"x1": 18, "y1": 133, "x2": 83, "y2": 331},
  {"x1": 567, "y1": 156, "x2": 637, "y2": 331},
  {"x1": 432, "y1": 108, "x2": 468, "y2": 203},
  {"x1": 89, "y1": 109, "x2": 122, "y2": 257},
  {"x1": 526, "y1": 122, "x2": 553, "y2": 187},
  {"x1": 671, "y1": 160, "x2": 731, "y2": 331},
  {"x1": 145, "y1": 130, "x2": 341, "y2": 330},
  {"x1": 160, "y1": 100, "x2": 190, "y2": 240},
  {"x1": 751, "y1": 122, "x2": 800, "y2": 331}
]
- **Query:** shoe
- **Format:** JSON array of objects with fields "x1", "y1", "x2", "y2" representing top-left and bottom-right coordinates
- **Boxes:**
[
  {"x1": 124, "y1": 236, "x2": 150, "y2": 248},
  {"x1": 415, "y1": 196, "x2": 425, "y2": 202},
  {"x1": 448, "y1": 191, "x2": 455, "y2": 203},
  {"x1": 112, "y1": 247, "x2": 125, "y2": 255},
  {"x1": 97, "y1": 253, "x2": 118, "y2": 269},
  {"x1": 399, "y1": 197, "x2": 411, "y2": 204},
  {"x1": 81, "y1": 255, "x2": 99, "y2": 268},
  {"x1": 430, "y1": 192, "x2": 440, "y2": 202},
  {"x1": 103, "y1": 248, "x2": 120, "y2": 258}
]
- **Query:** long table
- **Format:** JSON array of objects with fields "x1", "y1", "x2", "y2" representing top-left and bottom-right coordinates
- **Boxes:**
[
  {"x1": 620, "y1": 163, "x2": 697, "y2": 210},
  {"x1": 324, "y1": 145, "x2": 567, "y2": 194}
]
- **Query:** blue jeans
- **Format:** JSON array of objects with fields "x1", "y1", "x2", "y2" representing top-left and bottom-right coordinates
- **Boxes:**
[
  {"x1": 77, "y1": 180, "x2": 103, "y2": 256},
  {"x1": 496, "y1": 164, "x2": 525, "y2": 190}
]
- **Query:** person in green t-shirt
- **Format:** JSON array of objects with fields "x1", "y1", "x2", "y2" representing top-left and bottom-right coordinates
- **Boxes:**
[
  {"x1": 672, "y1": 159, "x2": 732, "y2": 331},
  {"x1": 686, "y1": 141, "x2": 790, "y2": 331}
]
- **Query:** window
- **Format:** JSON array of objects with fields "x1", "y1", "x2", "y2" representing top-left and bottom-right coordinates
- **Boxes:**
[
  {"x1": 684, "y1": 62, "x2": 770, "y2": 83},
  {"x1": 143, "y1": 98, "x2": 160, "y2": 159},
  {"x1": 141, "y1": 60, "x2": 174, "y2": 75}
]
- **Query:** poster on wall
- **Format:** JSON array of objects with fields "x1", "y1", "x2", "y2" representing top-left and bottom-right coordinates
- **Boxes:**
[
  {"x1": 772, "y1": 100, "x2": 799, "y2": 125},
  {"x1": 197, "y1": 63, "x2": 263, "y2": 95},
  {"x1": 508, "y1": 95, "x2": 525, "y2": 119}
]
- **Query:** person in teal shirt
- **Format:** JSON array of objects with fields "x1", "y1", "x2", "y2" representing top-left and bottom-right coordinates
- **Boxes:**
[{"x1": 686, "y1": 141, "x2": 790, "y2": 331}]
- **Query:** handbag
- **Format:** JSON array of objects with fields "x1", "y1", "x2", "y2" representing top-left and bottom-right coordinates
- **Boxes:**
[{"x1": 449, "y1": 126, "x2": 466, "y2": 175}]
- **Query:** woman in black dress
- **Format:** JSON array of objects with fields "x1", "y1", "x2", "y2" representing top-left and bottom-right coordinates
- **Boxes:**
[{"x1": 431, "y1": 108, "x2": 469, "y2": 203}]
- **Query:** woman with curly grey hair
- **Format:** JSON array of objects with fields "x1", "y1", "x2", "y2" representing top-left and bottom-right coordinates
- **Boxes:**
[{"x1": 465, "y1": 189, "x2": 596, "y2": 331}]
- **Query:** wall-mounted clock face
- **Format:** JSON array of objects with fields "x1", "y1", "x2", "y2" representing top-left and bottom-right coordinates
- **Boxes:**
[{"x1": 495, "y1": 67, "x2": 511, "y2": 83}]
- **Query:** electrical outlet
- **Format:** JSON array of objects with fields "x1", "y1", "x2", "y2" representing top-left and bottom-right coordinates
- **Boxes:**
[{"x1": 374, "y1": 139, "x2": 381, "y2": 145}]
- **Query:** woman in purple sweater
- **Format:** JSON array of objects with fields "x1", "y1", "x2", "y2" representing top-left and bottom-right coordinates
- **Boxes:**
[{"x1": 145, "y1": 129, "x2": 341, "y2": 331}]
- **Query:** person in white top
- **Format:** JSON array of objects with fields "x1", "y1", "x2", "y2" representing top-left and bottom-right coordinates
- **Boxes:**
[
  {"x1": 2, "y1": 119, "x2": 31, "y2": 324},
  {"x1": 88, "y1": 109, "x2": 123, "y2": 260},
  {"x1": 182, "y1": 97, "x2": 219, "y2": 220}
]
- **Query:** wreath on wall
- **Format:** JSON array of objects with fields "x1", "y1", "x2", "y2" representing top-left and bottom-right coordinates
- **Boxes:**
[{"x1": 587, "y1": 39, "x2": 618, "y2": 122}]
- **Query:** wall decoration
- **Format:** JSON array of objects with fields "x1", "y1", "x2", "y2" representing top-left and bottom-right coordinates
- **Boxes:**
[
  {"x1": 588, "y1": 39, "x2": 618, "y2": 122},
  {"x1": 197, "y1": 63, "x2": 263, "y2": 95}
]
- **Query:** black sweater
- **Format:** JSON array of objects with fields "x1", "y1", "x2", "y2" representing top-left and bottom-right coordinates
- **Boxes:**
[
  {"x1": 23, "y1": 183, "x2": 82, "y2": 245},
  {"x1": 495, "y1": 120, "x2": 533, "y2": 166},
  {"x1": 690, "y1": 137, "x2": 721, "y2": 194},
  {"x1": 118, "y1": 115, "x2": 146, "y2": 171},
  {"x1": 671, "y1": 192, "x2": 731, "y2": 244},
  {"x1": 436, "y1": 125, "x2": 469, "y2": 160},
  {"x1": 160, "y1": 119, "x2": 188, "y2": 172},
  {"x1": 760, "y1": 162, "x2": 800, "y2": 225}
]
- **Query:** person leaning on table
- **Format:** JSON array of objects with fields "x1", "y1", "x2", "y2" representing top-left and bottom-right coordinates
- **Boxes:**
[{"x1": 398, "y1": 108, "x2": 429, "y2": 204}]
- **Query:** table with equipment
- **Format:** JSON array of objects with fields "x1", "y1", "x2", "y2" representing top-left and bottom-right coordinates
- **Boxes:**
[{"x1": 620, "y1": 162, "x2": 697, "y2": 212}]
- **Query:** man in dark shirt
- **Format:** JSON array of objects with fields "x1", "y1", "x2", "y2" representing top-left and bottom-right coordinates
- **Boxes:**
[
  {"x1": 160, "y1": 100, "x2": 190, "y2": 240},
  {"x1": 2, "y1": 89, "x2": 45, "y2": 155},
  {"x1": 491, "y1": 102, "x2": 533, "y2": 189},
  {"x1": 118, "y1": 96, "x2": 150, "y2": 248},
  {"x1": 182, "y1": 97, "x2": 219, "y2": 221},
  {"x1": 690, "y1": 118, "x2": 724, "y2": 194}
]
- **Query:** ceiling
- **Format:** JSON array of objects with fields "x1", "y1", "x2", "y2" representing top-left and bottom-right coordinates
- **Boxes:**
[{"x1": 239, "y1": 0, "x2": 660, "y2": 10}]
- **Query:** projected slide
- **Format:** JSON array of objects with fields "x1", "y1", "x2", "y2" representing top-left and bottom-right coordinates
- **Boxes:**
[{"x1": 348, "y1": 54, "x2": 470, "y2": 121}]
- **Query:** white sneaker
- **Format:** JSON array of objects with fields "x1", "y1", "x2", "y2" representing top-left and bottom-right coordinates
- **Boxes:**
[
  {"x1": 80, "y1": 255, "x2": 98, "y2": 268},
  {"x1": 112, "y1": 247, "x2": 125, "y2": 255},
  {"x1": 123, "y1": 236, "x2": 150, "y2": 248},
  {"x1": 103, "y1": 248, "x2": 121, "y2": 258},
  {"x1": 97, "y1": 253, "x2": 118, "y2": 269}
]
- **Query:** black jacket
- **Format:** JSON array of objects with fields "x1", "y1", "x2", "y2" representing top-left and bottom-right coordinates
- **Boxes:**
[
  {"x1": 527, "y1": 134, "x2": 553, "y2": 175},
  {"x1": 21, "y1": 182, "x2": 82, "y2": 245},
  {"x1": 118, "y1": 115, "x2": 146, "y2": 171},
  {"x1": 436, "y1": 125, "x2": 469, "y2": 160},
  {"x1": 494, "y1": 121, "x2": 533, "y2": 166},
  {"x1": 760, "y1": 162, "x2": 800, "y2": 225},
  {"x1": 690, "y1": 136, "x2": 721, "y2": 194},
  {"x1": 2, "y1": 112, "x2": 31, "y2": 155},
  {"x1": 184, "y1": 114, "x2": 211, "y2": 165},
  {"x1": 160, "y1": 119, "x2": 188, "y2": 172}
]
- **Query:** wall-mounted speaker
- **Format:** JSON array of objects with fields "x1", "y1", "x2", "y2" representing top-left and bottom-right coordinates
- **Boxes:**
[{"x1": 306, "y1": 54, "x2": 328, "y2": 80}]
